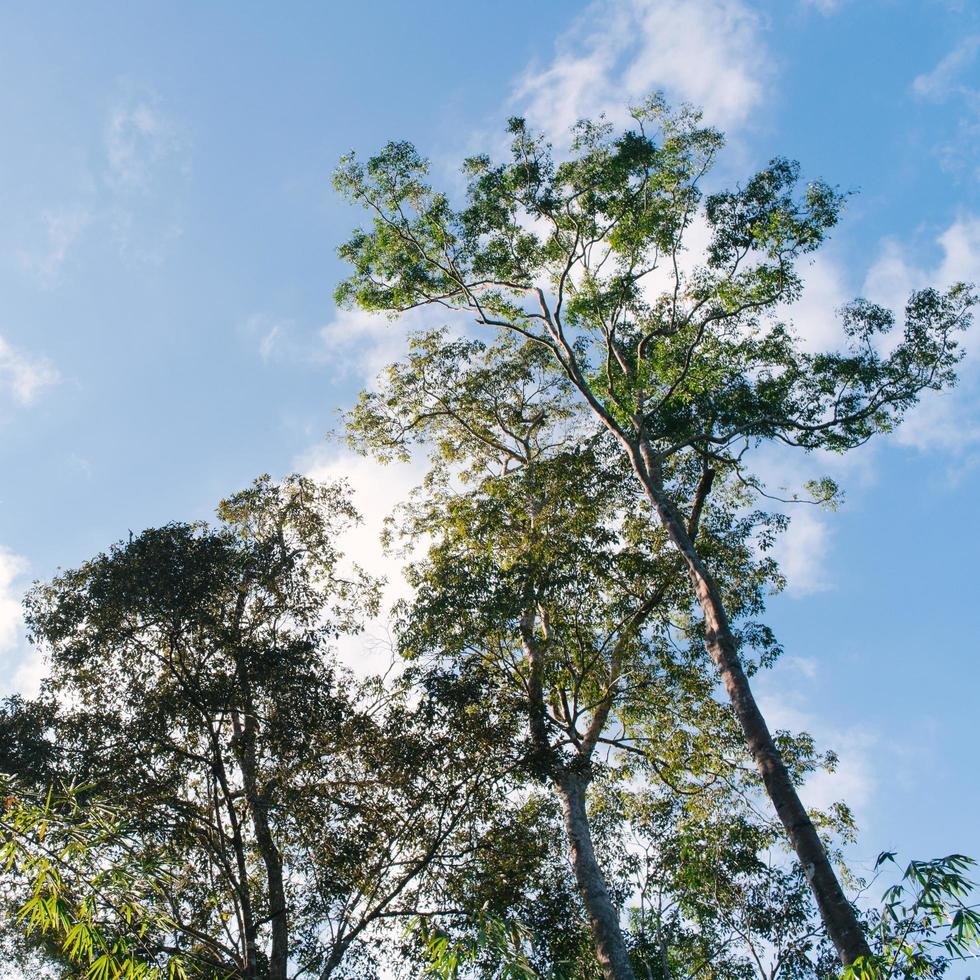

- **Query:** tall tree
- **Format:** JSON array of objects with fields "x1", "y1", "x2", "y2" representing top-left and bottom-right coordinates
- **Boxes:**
[
  {"x1": 345, "y1": 331, "x2": 841, "y2": 979},
  {"x1": 333, "y1": 95, "x2": 975, "y2": 968}
]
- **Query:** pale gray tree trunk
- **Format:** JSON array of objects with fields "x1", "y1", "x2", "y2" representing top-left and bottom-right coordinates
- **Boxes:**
[
  {"x1": 555, "y1": 770, "x2": 638, "y2": 980},
  {"x1": 631, "y1": 440, "x2": 870, "y2": 967},
  {"x1": 520, "y1": 609, "x2": 638, "y2": 980},
  {"x1": 546, "y1": 342, "x2": 870, "y2": 965}
]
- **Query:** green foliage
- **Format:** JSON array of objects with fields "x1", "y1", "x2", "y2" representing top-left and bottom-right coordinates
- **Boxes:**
[
  {"x1": 845, "y1": 853, "x2": 980, "y2": 979},
  {"x1": 1, "y1": 90, "x2": 974, "y2": 980},
  {"x1": 334, "y1": 91, "x2": 975, "y2": 524},
  {"x1": 333, "y1": 89, "x2": 976, "y2": 973},
  {"x1": 408, "y1": 911, "x2": 538, "y2": 979},
  {"x1": 5, "y1": 474, "x2": 513, "y2": 979},
  {"x1": 619, "y1": 779, "x2": 842, "y2": 978},
  {"x1": 343, "y1": 256, "x2": 859, "y2": 980},
  {"x1": 0, "y1": 778, "x2": 192, "y2": 980}
]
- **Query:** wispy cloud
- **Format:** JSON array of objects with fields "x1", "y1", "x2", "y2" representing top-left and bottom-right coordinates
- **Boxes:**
[
  {"x1": 800, "y1": 0, "x2": 844, "y2": 13},
  {"x1": 0, "y1": 334, "x2": 60, "y2": 405},
  {"x1": 241, "y1": 313, "x2": 296, "y2": 363},
  {"x1": 912, "y1": 34, "x2": 980, "y2": 101},
  {"x1": 756, "y1": 681, "x2": 877, "y2": 826},
  {"x1": 782, "y1": 655, "x2": 819, "y2": 679},
  {"x1": 911, "y1": 35, "x2": 980, "y2": 176},
  {"x1": 105, "y1": 95, "x2": 187, "y2": 192},
  {"x1": 512, "y1": 0, "x2": 770, "y2": 142},
  {"x1": 103, "y1": 88, "x2": 190, "y2": 264},
  {"x1": 863, "y1": 214, "x2": 980, "y2": 461},
  {"x1": 752, "y1": 214, "x2": 980, "y2": 577},
  {"x1": 316, "y1": 305, "x2": 451, "y2": 386},
  {"x1": 259, "y1": 323, "x2": 284, "y2": 361},
  {"x1": 12, "y1": 87, "x2": 189, "y2": 285},
  {"x1": 772, "y1": 509, "x2": 834, "y2": 597},
  {"x1": 327, "y1": 2, "x2": 772, "y2": 391},
  {"x1": 18, "y1": 207, "x2": 91, "y2": 288}
]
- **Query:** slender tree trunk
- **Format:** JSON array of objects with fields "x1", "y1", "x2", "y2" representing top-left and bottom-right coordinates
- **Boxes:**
[
  {"x1": 231, "y1": 687, "x2": 289, "y2": 980},
  {"x1": 208, "y1": 729, "x2": 258, "y2": 977},
  {"x1": 630, "y1": 440, "x2": 869, "y2": 967},
  {"x1": 555, "y1": 770, "x2": 638, "y2": 980},
  {"x1": 320, "y1": 947, "x2": 343, "y2": 979},
  {"x1": 520, "y1": 606, "x2": 637, "y2": 979},
  {"x1": 245, "y1": 785, "x2": 289, "y2": 980}
]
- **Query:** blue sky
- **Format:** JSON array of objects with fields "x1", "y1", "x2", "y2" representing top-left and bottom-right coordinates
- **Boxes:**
[{"x1": 0, "y1": 0, "x2": 977, "y2": 932}]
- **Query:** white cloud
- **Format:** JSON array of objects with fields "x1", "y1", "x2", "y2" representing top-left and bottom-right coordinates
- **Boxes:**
[
  {"x1": 296, "y1": 444, "x2": 428, "y2": 677},
  {"x1": 0, "y1": 549, "x2": 27, "y2": 653},
  {"x1": 336, "y1": 0, "x2": 774, "y2": 390},
  {"x1": 0, "y1": 334, "x2": 60, "y2": 405},
  {"x1": 18, "y1": 207, "x2": 91, "y2": 288},
  {"x1": 512, "y1": 0, "x2": 769, "y2": 142},
  {"x1": 911, "y1": 36, "x2": 980, "y2": 176},
  {"x1": 772, "y1": 509, "x2": 833, "y2": 596},
  {"x1": 746, "y1": 435, "x2": 879, "y2": 603},
  {"x1": 259, "y1": 322, "x2": 283, "y2": 361},
  {"x1": 782, "y1": 654, "x2": 818, "y2": 679},
  {"x1": 5, "y1": 650, "x2": 46, "y2": 701},
  {"x1": 102, "y1": 89, "x2": 190, "y2": 264},
  {"x1": 862, "y1": 239, "x2": 918, "y2": 316},
  {"x1": 297, "y1": 444, "x2": 424, "y2": 588},
  {"x1": 0, "y1": 547, "x2": 44, "y2": 699},
  {"x1": 936, "y1": 215, "x2": 980, "y2": 284},
  {"x1": 105, "y1": 96, "x2": 186, "y2": 192},
  {"x1": 785, "y1": 252, "x2": 852, "y2": 352},
  {"x1": 316, "y1": 304, "x2": 464, "y2": 386},
  {"x1": 756, "y1": 682, "x2": 876, "y2": 824},
  {"x1": 800, "y1": 0, "x2": 844, "y2": 13},
  {"x1": 801, "y1": 730, "x2": 877, "y2": 819},
  {"x1": 633, "y1": 211, "x2": 717, "y2": 306},
  {"x1": 890, "y1": 382, "x2": 980, "y2": 459},
  {"x1": 317, "y1": 307, "x2": 408, "y2": 385},
  {"x1": 728, "y1": 215, "x2": 979, "y2": 592},
  {"x1": 13, "y1": 89, "x2": 190, "y2": 282},
  {"x1": 863, "y1": 215, "x2": 980, "y2": 457},
  {"x1": 241, "y1": 313, "x2": 296, "y2": 362},
  {"x1": 243, "y1": 304, "x2": 458, "y2": 389},
  {"x1": 912, "y1": 35, "x2": 980, "y2": 101}
]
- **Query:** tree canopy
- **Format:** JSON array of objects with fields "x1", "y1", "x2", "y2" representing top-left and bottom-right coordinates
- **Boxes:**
[{"x1": 3, "y1": 477, "x2": 518, "y2": 978}]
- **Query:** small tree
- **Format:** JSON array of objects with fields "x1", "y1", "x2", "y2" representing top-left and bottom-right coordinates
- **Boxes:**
[
  {"x1": 333, "y1": 95, "x2": 975, "y2": 969},
  {"x1": 9, "y1": 475, "x2": 509, "y2": 979}
]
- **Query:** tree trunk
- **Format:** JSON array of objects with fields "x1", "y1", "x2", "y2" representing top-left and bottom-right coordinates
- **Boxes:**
[
  {"x1": 520, "y1": 607, "x2": 637, "y2": 979},
  {"x1": 246, "y1": 789, "x2": 289, "y2": 980},
  {"x1": 555, "y1": 770, "x2": 638, "y2": 980},
  {"x1": 208, "y1": 729, "x2": 259, "y2": 977},
  {"x1": 232, "y1": 697, "x2": 289, "y2": 980},
  {"x1": 631, "y1": 441, "x2": 870, "y2": 967}
]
